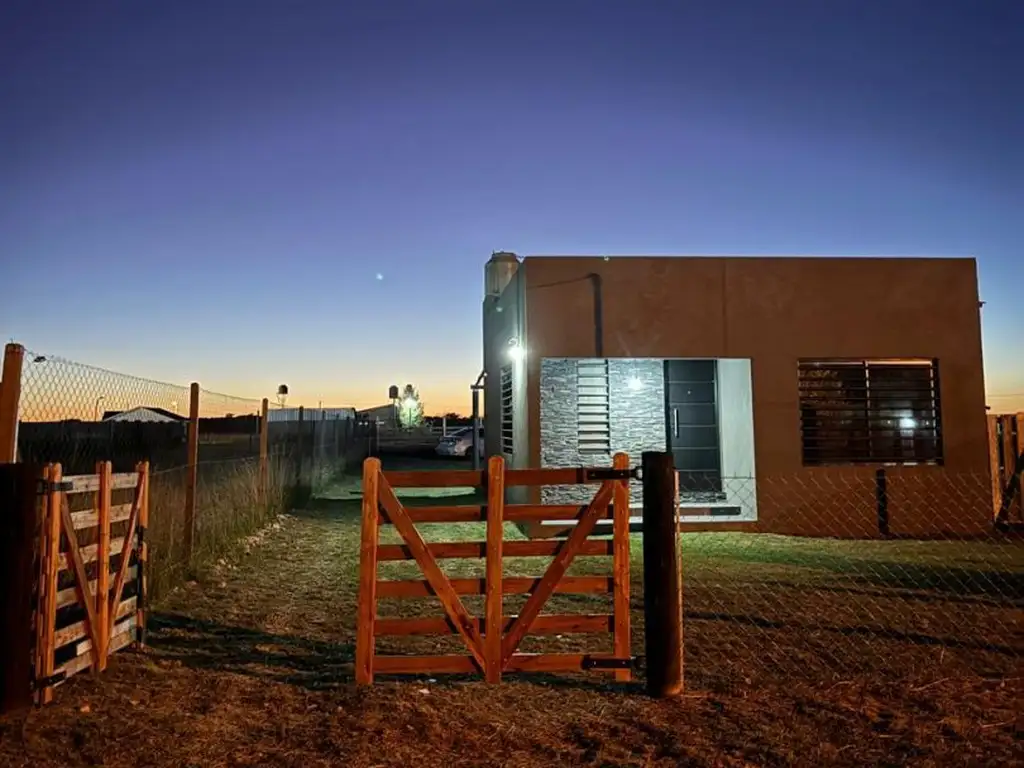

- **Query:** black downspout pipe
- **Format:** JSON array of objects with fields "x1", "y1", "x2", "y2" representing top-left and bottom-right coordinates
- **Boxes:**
[{"x1": 589, "y1": 273, "x2": 604, "y2": 357}]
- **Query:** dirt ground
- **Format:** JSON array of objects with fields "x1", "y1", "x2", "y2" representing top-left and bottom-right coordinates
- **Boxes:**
[{"x1": 1, "y1": 459, "x2": 1022, "y2": 768}]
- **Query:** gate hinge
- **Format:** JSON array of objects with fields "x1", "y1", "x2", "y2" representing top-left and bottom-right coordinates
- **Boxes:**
[
  {"x1": 582, "y1": 467, "x2": 640, "y2": 482},
  {"x1": 37, "y1": 479, "x2": 73, "y2": 495},
  {"x1": 33, "y1": 670, "x2": 67, "y2": 689},
  {"x1": 582, "y1": 656, "x2": 636, "y2": 671}
]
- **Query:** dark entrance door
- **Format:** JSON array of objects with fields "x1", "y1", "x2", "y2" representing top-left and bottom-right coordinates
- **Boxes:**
[{"x1": 664, "y1": 360, "x2": 723, "y2": 498}]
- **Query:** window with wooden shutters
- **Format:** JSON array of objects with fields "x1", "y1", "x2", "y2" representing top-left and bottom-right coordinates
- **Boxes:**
[
  {"x1": 798, "y1": 359, "x2": 943, "y2": 466},
  {"x1": 577, "y1": 360, "x2": 611, "y2": 454},
  {"x1": 500, "y1": 364, "x2": 514, "y2": 455}
]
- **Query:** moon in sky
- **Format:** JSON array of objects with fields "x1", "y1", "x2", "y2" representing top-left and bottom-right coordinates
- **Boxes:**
[{"x1": 375, "y1": 273, "x2": 384, "y2": 281}]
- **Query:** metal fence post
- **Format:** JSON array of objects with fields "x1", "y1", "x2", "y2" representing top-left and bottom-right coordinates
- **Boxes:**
[{"x1": 876, "y1": 468, "x2": 889, "y2": 537}]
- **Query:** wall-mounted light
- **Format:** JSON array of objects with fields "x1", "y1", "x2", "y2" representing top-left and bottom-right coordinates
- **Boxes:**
[
  {"x1": 507, "y1": 337, "x2": 525, "y2": 362},
  {"x1": 627, "y1": 376, "x2": 643, "y2": 391}
]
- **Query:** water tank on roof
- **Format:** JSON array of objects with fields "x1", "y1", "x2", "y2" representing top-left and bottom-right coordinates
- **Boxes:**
[{"x1": 485, "y1": 251, "x2": 520, "y2": 298}]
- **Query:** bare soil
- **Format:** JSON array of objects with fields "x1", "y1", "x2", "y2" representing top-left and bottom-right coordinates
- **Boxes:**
[{"x1": 2, "y1": 460, "x2": 1022, "y2": 768}]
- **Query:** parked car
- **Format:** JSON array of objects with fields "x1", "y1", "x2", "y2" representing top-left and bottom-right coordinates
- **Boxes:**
[{"x1": 435, "y1": 426, "x2": 484, "y2": 459}]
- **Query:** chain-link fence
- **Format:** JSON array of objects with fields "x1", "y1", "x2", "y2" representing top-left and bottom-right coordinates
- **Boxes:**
[
  {"x1": 665, "y1": 472, "x2": 1021, "y2": 690},
  {"x1": 7, "y1": 344, "x2": 369, "y2": 599}
]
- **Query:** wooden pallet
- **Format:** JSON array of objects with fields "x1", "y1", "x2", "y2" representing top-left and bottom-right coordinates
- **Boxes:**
[{"x1": 35, "y1": 462, "x2": 149, "y2": 703}]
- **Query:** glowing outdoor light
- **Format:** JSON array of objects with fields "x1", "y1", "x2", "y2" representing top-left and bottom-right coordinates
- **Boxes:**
[
  {"x1": 899, "y1": 416, "x2": 917, "y2": 430},
  {"x1": 627, "y1": 376, "x2": 643, "y2": 391},
  {"x1": 507, "y1": 337, "x2": 525, "y2": 361}
]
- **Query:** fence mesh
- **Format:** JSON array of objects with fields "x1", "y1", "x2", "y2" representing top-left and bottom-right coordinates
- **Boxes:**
[
  {"x1": 668, "y1": 473, "x2": 1022, "y2": 689},
  {"x1": 12, "y1": 345, "x2": 368, "y2": 601},
  {"x1": 18, "y1": 349, "x2": 191, "y2": 473}
]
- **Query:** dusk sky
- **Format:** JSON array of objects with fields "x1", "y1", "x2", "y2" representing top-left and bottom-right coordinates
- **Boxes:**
[{"x1": 2, "y1": 1, "x2": 1021, "y2": 415}]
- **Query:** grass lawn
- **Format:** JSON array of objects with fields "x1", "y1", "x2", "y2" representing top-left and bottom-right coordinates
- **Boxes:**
[{"x1": 3, "y1": 460, "x2": 1021, "y2": 767}]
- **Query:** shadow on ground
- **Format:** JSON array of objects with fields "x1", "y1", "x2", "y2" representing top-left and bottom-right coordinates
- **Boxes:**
[{"x1": 148, "y1": 612, "x2": 357, "y2": 689}]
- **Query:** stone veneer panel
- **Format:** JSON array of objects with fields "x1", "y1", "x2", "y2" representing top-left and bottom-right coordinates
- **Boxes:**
[{"x1": 540, "y1": 358, "x2": 666, "y2": 506}]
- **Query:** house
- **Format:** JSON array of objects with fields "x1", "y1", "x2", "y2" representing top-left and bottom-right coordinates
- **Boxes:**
[
  {"x1": 101, "y1": 407, "x2": 186, "y2": 423},
  {"x1": 357, "y1": 404, "x2": 398, "y2": 426},
  {"x1": 482, "y1": 252, "x2": 991, "y2": 538}
]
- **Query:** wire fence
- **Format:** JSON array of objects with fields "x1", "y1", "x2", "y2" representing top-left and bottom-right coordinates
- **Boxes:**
[
  {"x1": 527, "y1": 470, "x2": 1023, "y2": 687},
  {"x1": 8, "y1": 344, "x2": 369, "y2": 599},
  {"x1": 668, "y1": 473, "x2": 1023, "y2": 689}
]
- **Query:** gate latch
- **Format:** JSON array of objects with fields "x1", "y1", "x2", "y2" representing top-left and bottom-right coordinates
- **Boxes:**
[
  {"x1": 581, "y1": 467, "x2": 640, "y2": 482},
  {"x1": 582, "y1": 656, "x2": 635, "y2": 670}
]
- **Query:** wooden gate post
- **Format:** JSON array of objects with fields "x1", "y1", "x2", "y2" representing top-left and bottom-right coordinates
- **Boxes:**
[
  {"x1": 184, "y1": 382, "x2": 200, "y2": 561},
  {"x1": 0, "y1": 462, "x2": 42, "y2": 713},
  {"x1": 641, "y1": 451, "x2": 684, "y2": 698},
  {"x1": 0, "y1": 343, "x2": 25, "y2": 463},
  {"x1": 484, "y1": 455, "x2": 505, "y2": 683},
  {"x1": 356, "y1": 458, "x2": 381, "y2": 685}
]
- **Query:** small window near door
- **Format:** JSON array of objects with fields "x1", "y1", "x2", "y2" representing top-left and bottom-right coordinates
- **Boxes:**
[
  {"x1": 798, "y1": 359, "x2": 943, "y2": 466},
  {"x1": 577, "y1": 360, "x2": 611, "y2": 454},
  {"x1": 500, "y1": 364, "x2": 514, "y2": 455}
]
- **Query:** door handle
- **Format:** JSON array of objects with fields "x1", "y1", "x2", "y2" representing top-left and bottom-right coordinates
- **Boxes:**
[{"x1": 672, "y1": 407, "x2": 679, "y2": 438}]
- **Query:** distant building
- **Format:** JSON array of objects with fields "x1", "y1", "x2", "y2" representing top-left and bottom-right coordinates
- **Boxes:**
[
  {"x1": 357, "y1": 404, "x2": 398, "y2": 426},
  {"x1": 102, "y1": 407, "x2": 186, "y2": 423},
  {"x1": 266, "y1": 406, "x2": 356, "y2": 423}
]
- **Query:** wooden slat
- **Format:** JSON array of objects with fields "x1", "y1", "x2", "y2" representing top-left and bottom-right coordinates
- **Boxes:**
[
  {"x1": 377, "y1": 539, "x2": 614, "y2": 561},
  {"x1": 39, "y1": 464, "x2": 64, "y2": 704},
  {"x1": 95, "y1": 462, "x2": 112, "y2": 670},
  {"x1": 69, "y1": 503, "x2": 134, "y2": 530},
  {"x1": 108, "y1": 468, "x2": 144, "y2": 642},
  {"x1": 385, "y1": 504, "x2": 617, "y2": 524},
  {"x1": 377, "y1": 575, "x2": 613, "y2": 598},
  {"x1": 54, "y1": 618, "x2": 136, "y2": 686},
  {"x1": 376, "y1": 476, "x2": 486, "y2": 669},
  {"x1": 502, "y1": 482, "x2": 615, "y2": 664},
  {"x1": 59, "y1": 495, "x2": 102, "y2": 668},
  {"x1": 135, "y1": 461, "x2": 150, "y2": 648},
  {"x1": 505, "y1": 468, "x2": 612, "y2": 487},
  {"x1": 58, "y1": 537, "x2": 128, "y2": 572},
  {"x1": 53, "y1": 597, "x2": 136, "y2": 649},
  {"x1": 506, "y1": 504, "x2": 614, "y2": 522},
  {"x1": 373, "y1": 653, "x2": 625, "y2": 675},
  {"x1": 382, "y1": 469, "x2": 484, "y2": 488},
  {"x1": 611, "y1": 452, "x2": 632, "y2": 682},
  {"x1": 384, "y1": 505, "x2": 485, "y2": 523},
  {"x1": 989, "y1": 415, "x2": 1002, "y2": 520},
  {"x1": 375, "y1": 613, "x2": 613, "y2": 637},
  {"x1": 485, "y1": 456, "x2": 504, "y2": 683},
  {"x1": 56, "y1": 567, "x2": 137, "y2": 609},
  {"x1": 64, "y1": 473, "x2": 139, "y2": 493},
  {"x1": 356, "y1": 459, "x2": 381, "y2": 685},
  {"x1": 71, "y1": 616, "x2": 136, "y2": 660},
  {"x1": 380, "y1": 466, "x2": 620, "y2": 489}
]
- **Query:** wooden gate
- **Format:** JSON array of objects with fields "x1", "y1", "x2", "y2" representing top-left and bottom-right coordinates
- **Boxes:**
[
  {"x1": 356, "y1": 454, "x2": 633, "y2": 683},
  {"x1": 35, "y1": 462, "x2": 149, "y2": 703}
]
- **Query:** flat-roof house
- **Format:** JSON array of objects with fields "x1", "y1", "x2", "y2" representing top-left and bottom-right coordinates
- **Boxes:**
[{"x1": 482, "y1": 253, "x2": 991, "y2": 538}]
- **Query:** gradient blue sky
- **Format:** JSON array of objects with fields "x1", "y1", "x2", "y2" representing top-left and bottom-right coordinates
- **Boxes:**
[{"x1": 2, "y1": 1, "x2": 1021, "y2": 414}]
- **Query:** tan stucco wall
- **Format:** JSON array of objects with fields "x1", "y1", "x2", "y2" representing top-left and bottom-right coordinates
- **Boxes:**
[{"x1": 519, "y1": 255, "x2": 990, "y2": 537}]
